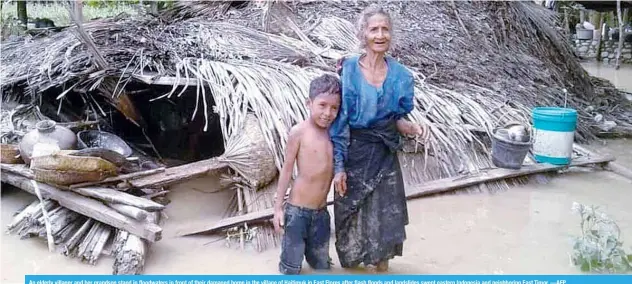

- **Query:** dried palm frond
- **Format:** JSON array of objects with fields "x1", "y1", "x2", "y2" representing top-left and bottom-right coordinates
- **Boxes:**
[
  {"x1": 309, "y1": 16, "x2": 358, "y2": 52},
  {"x1": 157, "y1": 20, "x2": 317, "y2": 64},
  {"x1": 218, "y1": 113, "x2": 277, "y2": 190},
  {"x1": 159, "y1": 0, "x2": 235, "y2": 22},
  {"x1": 224, "y1": 178, "x2": 280, "y2": 252},
  {"x1": 162, "y1": 57, "x2": 324, "y2": 171},
  {"x1": 0, "y1": 16, "x2": 163, "y2": 99}
]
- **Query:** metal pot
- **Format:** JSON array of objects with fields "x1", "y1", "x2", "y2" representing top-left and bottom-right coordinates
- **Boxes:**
[
  {"x1": 76, "y1": 130, "x2": 132, "y2": 157},
  {"x1": 576, "y1": 29, "x2": 594, "y2": 40}
]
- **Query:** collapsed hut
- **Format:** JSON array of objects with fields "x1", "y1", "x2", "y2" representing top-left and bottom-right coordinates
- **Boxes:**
[{"x1": 2, "y1": 0, "x2": 632, "y2": 274}]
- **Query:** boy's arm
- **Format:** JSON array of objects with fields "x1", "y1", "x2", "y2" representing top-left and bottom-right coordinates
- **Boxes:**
[{"x1": 274, "y1": 126, "x2": 301, "y2": 211}]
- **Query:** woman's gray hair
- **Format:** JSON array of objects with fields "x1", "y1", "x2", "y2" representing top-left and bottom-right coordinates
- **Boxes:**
[{"x1": 355, "y1": 4, "x2": 393, "y2": 50}]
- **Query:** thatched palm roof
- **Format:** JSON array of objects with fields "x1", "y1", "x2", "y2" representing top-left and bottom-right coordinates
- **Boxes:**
[{"x1": 2, "y1": 1, "x2": 631, "y2": 187}]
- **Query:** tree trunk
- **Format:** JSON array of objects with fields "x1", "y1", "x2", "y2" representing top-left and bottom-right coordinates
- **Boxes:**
[
  {"x1": 17, "y1": 1, "x2": 27, "y2": 26},
  {"x1": 589, "y1": 11, "x2": 602, "y2": 29},
  {"x1": 615, "y1": 0, "x2": 624, "y2": 70},
  {"x1": 150, "y1": 1, "x2": 159, "y2": 13},
  {"x1": 596, "y1": 13, "x2": 605, "y2": 62},
  {"x1": 563, "y1": 8, "x2": 570, "y2": 38}
]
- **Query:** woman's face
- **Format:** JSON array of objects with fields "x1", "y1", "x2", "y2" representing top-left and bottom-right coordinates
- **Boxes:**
[{"x1": 364, "y1": 14, "x2": 391, "y2": 53}]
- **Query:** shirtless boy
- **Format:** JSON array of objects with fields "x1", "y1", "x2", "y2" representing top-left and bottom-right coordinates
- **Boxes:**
[{"x1": 273, "y1": 74, "x2": 341, "y2": 275}]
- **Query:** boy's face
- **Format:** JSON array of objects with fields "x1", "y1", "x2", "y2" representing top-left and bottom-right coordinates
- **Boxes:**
[{"x1": 308, "y1": 92, "x2": 341, "y2": 129}]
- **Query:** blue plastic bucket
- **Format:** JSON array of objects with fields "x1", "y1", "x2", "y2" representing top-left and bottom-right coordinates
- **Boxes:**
[{"x1": 532, "y1": 107, "x2": 578, "y2": 165}]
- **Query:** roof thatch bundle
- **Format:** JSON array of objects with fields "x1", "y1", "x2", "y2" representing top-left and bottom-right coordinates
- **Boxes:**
[{"x1": 2, "y1": 1, "x2": 631, "y2": 187}]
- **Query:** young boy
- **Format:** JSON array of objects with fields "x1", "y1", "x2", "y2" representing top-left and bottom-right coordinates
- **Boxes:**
[{"x1": 273, "y1": 74, "x2": 342, "y2": 275}]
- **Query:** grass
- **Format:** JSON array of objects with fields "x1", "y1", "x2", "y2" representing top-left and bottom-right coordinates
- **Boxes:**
[{"x1": 1, "y1": 2, "x2": 137, "y2": 26}]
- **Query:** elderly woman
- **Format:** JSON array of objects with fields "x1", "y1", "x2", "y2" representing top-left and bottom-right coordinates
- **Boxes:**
[{"x1": 329, "y1": 5, "x2": 429, "y2": 272}]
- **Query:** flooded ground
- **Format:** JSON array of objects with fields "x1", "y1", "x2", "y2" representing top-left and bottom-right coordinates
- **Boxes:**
[{"x1": 1, "y1": 62, "x2": 632, "y2": 281}]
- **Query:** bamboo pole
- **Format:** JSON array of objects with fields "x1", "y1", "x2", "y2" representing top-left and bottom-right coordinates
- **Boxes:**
[
  {"x1": 615, "y1": 0, "x2": 624, "y2": 70},
  {"x1": 237, "y1": 187, "x2": 245, "y2": 250}
]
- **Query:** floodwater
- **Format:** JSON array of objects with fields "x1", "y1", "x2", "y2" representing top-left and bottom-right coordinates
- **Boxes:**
[
  {"x1": 2, "y1": 63, "x2": 632, "y2": 281},
  {"x1": 582, "y1": 61, "x2": 632, "y2": 93}
]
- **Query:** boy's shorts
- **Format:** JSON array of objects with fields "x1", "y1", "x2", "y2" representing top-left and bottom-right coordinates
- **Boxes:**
[{"x1": 279, "y1": 203, "x2": 332, "y2": 275}]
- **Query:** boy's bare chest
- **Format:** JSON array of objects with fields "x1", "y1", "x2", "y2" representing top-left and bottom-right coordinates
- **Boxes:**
[{"x1": 299, "y1": 136, "x2": 332, "y2": 161}]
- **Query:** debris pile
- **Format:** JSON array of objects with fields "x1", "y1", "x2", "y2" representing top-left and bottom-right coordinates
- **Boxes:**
[
  {"x1": 5, "y1": 197, "x2": 154, "y2": 274},
  {"x1": 1, "y1": 104, "x2": 167, "y2": 274}
]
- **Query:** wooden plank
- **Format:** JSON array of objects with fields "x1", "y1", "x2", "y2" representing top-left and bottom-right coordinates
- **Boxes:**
[
  {"x1": 406, "y1": 155, "x2": 614, "y2": 199},
  {"x1": 1, "y1": 163, "x2": 35, "y2": 179},
  {"x1": 68, "y1": 167, "x2": 166, "y2": 189},
  {"x1": 106, "y1": 203, "x2": 149, "y2": 221},
  {"x1": 174, "y1": 155, "x2": 614, "y2": 237},
  {"x1": 1, "y1": 172, "x2": 162, "y2": 242},
  {"x1": 573, "y1": 144, "x2": 632, "y2": 181},
  {"x1": 70, "y1": 186, "x2": 165, "y2": 211},
  {"x1": 1, "y1": 164, "x2": 165, "y2": 210},
  {"x1": 128, "y1": 157, "x2": 227, "y2": 189}
]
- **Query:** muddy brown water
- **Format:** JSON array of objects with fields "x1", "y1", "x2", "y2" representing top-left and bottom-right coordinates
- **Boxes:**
[{"x1": 2, "y1": 63, "x2": 632, "y2": 281}]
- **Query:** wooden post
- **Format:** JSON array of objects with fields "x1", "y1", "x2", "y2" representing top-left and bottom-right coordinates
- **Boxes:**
[
  {"x1": 16, "y1": 1, "x2": 27, "y2": 26},
  {"x1": 75, "y1": 0, "x2": 84, "y2": 24},
  {"x1": 615, "y1": 0, "x2": 624, "y2": 70}
]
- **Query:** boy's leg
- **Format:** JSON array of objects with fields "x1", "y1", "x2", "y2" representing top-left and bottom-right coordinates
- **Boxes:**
[
  {"x1": 279, "y1": 204, "x2": 307, "y2": 275},
  {"x1": 305, "y1": 208, "x2": 332, "y2": 270}
]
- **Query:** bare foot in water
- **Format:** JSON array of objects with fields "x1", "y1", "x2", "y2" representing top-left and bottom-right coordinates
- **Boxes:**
[
  {"x1": 376, "y1": 260, "x2": 389, "y2": 272},
  {"x1": 342, "y1": 264, "x2": 364, "y2": 273}
]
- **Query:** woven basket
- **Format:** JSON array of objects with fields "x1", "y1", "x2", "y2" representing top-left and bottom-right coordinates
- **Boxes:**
[
  {"x1": 30, "y1": 153, "x2": 118, "y2": 187},
  {"x1": 30, "y1": 153, "x2": 118, "y2": 173},
  {"x1": 220, "y1": 114, "x2": 278, "y2": 190},
  {"x1": 1, "y1": 144, "x2": 23, "y2": 164},
  {"x1": 32, "y1": 168, "x2": 115, "y2": 186}
]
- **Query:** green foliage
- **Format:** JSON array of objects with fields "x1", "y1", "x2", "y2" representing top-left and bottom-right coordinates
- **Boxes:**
[
  {"x1": 571, "y1": 202, "x2": 632, "y2": 274},
  {"x1": 84, "y1": 0, "x2": 175, "y2": 10},
  {"x1": 0, "y1": 2, "x2": 138, "y2": 26},
  {"x1": 84, "y1": 1, "x2": 139, "y2": 8}
]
